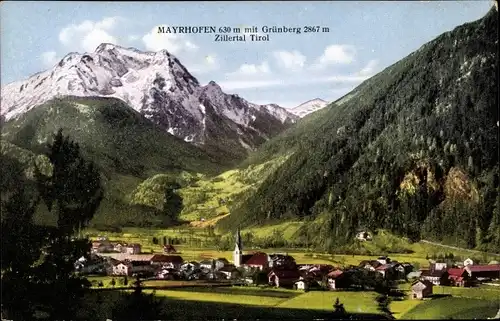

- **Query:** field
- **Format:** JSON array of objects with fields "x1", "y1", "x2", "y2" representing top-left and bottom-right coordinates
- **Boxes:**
[
  {"x1": 401, "y1": 297, "x2": 499, "y2": 319},
  {"x1": 80, "y1": 284, "x2": 500, "y2": 320}
]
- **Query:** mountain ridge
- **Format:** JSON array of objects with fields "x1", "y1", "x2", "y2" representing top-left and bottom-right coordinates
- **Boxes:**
[{"x1": 1, "y1": 43, "x2": 298, "y2": 161}]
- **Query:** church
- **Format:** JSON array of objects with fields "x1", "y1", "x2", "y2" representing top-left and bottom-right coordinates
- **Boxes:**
[{"x1": 233, "y1": 228, "x2": 297, "y2": 270}]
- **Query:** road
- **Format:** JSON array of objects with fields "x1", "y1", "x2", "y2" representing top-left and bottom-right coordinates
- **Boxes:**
[{"x1": 420, "y1": 239, "x2": 500, "y2": 257}]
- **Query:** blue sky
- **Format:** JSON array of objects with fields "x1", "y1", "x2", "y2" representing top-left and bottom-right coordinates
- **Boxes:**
[{"x1": 0, "y1": 1, "x2": 493, "y2": 108}]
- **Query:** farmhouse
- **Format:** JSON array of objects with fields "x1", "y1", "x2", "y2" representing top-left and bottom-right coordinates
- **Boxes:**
[
  {"x1": 214, "y1": 258, "x2": 230, "y2": 270},
  {"x1": 130, "y1": 260, "x2": 155, "y2": 275},
  {"x1": 447, "y1": 268, "x2": 473, "y2": 287},
  {"x1": 112, "y1": 262, "x2": 131, "y2": 276},
  {"x1": 376, "y1": 264, "x2": 393, "y2": 278},
  {"x1": 326, "y1": 269, "x2": 345, "y2": 290},
  {"x1": 269, "y1": 253, "x2": 297, "y2": 269},
  {"x1": 359, "y1": 260, "x2": 382, "y2": 271},
  {"x1": 113, "y1": 242, "x2": 127, "y2": 253},
  {"x1": 218, "y1": 265, "x2": 239, "y2": 279},
  {"x1": 244, "y1": 252, "x2": 271, "y2": 270},
  {"x1": 151, "y1": 254, "x2": 183, "y2": 269},
  {"x1": 430, "y1": 262, "x2": 448, "y2": 271},
  {"x1": 157, "y1": 268, "x2": 179, "y2": 280},
  {"x1": 74, "y1": 255, "x2": 105, "y2": 274},
  {"x1": 123, "y1": 243, "x2": 142, "y2": 254},
  {"x1": 107, "y1": 254, "x2": 155, "y2": 262},
  {"x1": 465, "y1": 264, "x2": 500, "y2": 280},
  {"x1": 420, "y1": 269, "x2": 448, "y2": 285},
  {"x1": 199, "y1": 259, "x2": 214, "y2": 270},
  {"x1": 294, "y1": 279, "x2": 310, "y2": 291},
  {"x1": 411, "y1": 280, "x2": 433, "y2": 299},
  {"x1": 268, "y1": 269, "x2": 300, "y2": 288}
]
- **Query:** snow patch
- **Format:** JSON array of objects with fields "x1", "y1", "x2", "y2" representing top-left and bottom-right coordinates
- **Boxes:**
[{"x1": 72, "y1": 102, "x2": 91, "y2": 115}]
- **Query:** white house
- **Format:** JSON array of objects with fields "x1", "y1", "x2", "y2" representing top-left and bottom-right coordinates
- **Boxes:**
[
  {"x1": 113, "y1": 262, "x2": 131, "y2": 276},
  {"x1": 123, "y1": 244, "x2": 142, "y2": 254},
  {"x1": 294, "y1": 280, "x2": 309, "y2": 291},
  {"x1": 355, "y1": 231, "x2": 372, "y2": 241},
  {"x1": 377, "y1": 256, "x2": 390, "y2": 265},
  {"x1": 218, "y1": 265, "x2": 239, "y2": 280},
  {"x1": 199, "y1": 260, "x2": 214, "y2": 270},
  {"x1": 214, "y1": 258, "x2": 229, "y2": 270}
]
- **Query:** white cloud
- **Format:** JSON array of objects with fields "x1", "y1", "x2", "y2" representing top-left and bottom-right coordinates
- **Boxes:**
[
  {"x1": 41, "y1": 51, "x2": 58, "y2": 68},
  {"x1": 311, "y1": 44, "x2": 356, "y2": 69},
  {"x1": 186, "y1": 54, "x2": 219, "y2": 74},
  {"x1": 219, "y1": 71, "x2": 371, "y2": 91},
  {"x1": 142, "y1": 25, "x2": 198, "y2": 54},
  {"x1": 273, "y1": 50, "x2": 306, "y2": 71},
  {"x1": 236, "y1": 61, "x2": 270, "y2": 75},
  {"x1": 358, "y1": 59, "x2": 379, "y2": 76},
  {"x1": 58, "y1": 17, "x2": 121, "y2": 52}
]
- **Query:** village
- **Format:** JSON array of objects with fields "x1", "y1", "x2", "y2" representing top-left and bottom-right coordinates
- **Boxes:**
[{"x1": 76, "y1": 229, "x2": 500, "y2": 300}]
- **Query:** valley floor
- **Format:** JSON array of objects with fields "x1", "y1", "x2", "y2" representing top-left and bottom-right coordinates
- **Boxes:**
[{"x1": 80, "y1": 282, "x2": 500, "y2": 320}]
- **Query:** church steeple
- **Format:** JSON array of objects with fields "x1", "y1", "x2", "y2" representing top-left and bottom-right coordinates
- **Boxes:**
[
  {"x1": 235, "y1": 227, "x2": 242, "y2": 251},
  {"x1": 233, "y1": 227, "x2": 243, "y2": 267}
]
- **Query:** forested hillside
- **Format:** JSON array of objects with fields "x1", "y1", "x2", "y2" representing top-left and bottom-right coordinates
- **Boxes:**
[
  {"x1": 220, "y1": 8, "x2": 499, "y2": 252},
  {"x1": 1, "y1": 96, "x2": 225, "y2": 227}
]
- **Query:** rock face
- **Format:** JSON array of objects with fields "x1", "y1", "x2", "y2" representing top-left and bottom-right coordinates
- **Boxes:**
[{"x1": 1, "y1": 43, "x2": 298, "y2": 156}]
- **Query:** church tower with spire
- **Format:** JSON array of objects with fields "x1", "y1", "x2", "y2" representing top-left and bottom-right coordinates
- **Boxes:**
[{"x1": 233, "y1": 227, "x2": 243, "y2": 267}]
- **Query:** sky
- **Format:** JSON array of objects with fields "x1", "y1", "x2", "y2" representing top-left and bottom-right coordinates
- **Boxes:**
[{"x1": 0, "y1": 1, "x2": 493, "y2": 108}]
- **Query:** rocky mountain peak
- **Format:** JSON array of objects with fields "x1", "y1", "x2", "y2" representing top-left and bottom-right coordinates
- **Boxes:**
[{"x1": 1, "y1": 43, "x2": 297, "y2": 160}]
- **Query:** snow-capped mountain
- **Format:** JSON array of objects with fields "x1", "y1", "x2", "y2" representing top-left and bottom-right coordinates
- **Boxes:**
[
  {"x1": 1, "y1": 43, "x2": 297, "y2": 151},
  {"x1": 289, "y1": 98, "x2": 329, "y2": 117}
]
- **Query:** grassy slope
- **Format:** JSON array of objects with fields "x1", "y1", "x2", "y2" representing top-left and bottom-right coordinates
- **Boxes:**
[
  {"x1": 402, "y1": 297, "x2": 499, "y2": 320},
  {"x1": 1, "y1": 96, "x2": 226, "y2": 226},
  {"x1": 126, "y1": 154, "x2": 290, "y2": 225}
]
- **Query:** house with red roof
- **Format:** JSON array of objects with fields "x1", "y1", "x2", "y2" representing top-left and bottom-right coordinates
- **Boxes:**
[
  {"x1": 326, "y1": 269, "x2": 346, "y2": 290},
  {"x1": 465, "y1": 264, "x2": 500, "y2": 280},
  {"x1": 268, "y1": 269, "x2": 301, "y2": 288},
  {"x1": 376, "y1": 264, "x2": 395, "y2": 279},
  {"x1": 243, "y1": 252, "x2": 270, "y2": 270},
  {"x1": 447, "y1": 268, "x2": 472, "y2": 287}
]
